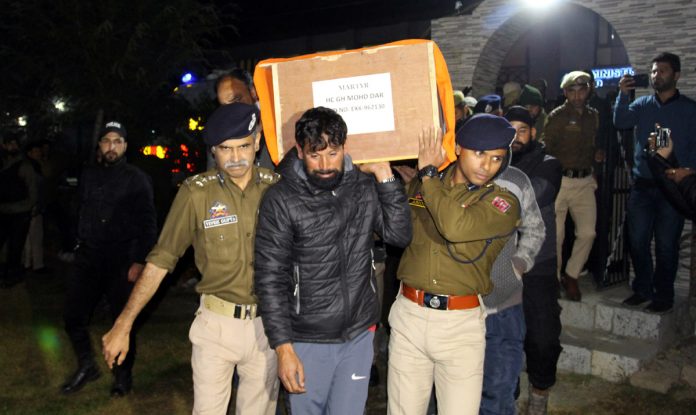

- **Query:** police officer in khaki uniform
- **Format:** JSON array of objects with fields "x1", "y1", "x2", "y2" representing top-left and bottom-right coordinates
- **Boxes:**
[
  {"x1": 102, "y1": 103, "x2": 280, "y2": 414},
  {"x1": 388, "y1": 114, "x2": 521, "y2": 415},
  {"x1": 542, "y1": 71, "x2": 601, "y2": 301}
]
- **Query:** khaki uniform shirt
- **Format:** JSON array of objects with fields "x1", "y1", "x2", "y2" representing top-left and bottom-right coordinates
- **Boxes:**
[
  {"x1": 398, "y1": 167, "x2": 521, "y2": 296},
  {"x1": 542, "y1": 102, "x2": 599, "y2": 170},
  {"x1": 147, "y1": 166, "x2": 278, "y2": 304}
]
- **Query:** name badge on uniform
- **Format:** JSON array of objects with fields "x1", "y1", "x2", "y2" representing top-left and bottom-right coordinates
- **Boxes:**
[
  {"x1": 491, "y1": 196, "x2": 511, "y2": 214},
  {"x1": 408, "y1": 192, "x2": 426, "y2": 208},
  {"x1": 203, "y1": 201, "x2": 238, "y2": 229}
]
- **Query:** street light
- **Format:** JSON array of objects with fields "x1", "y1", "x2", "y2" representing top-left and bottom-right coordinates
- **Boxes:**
[
  {"x1": 521, "y1": 0, "x2": 560, "y2": 8},
  {"x1": 53, "y1": 98, "x2": 67, "y2": 112}
]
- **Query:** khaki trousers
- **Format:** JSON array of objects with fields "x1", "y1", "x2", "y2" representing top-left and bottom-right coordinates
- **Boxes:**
[
  {"x1": 387, "y1": 294, "x2": 486, "y2": 415},
  {"x1": 555, "y1": 175, "x2": 597, "y2": 279},
  {"x1": 189, "y1": 297, "x2": 279, "y2": 415}
]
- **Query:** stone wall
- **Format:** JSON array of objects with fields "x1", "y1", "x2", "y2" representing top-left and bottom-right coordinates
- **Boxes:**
[{"x1": 433, "y1": 0, "x2": 696, "y2": 96}]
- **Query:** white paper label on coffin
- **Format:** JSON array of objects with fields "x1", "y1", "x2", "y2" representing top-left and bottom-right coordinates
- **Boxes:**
[{"x1": 312, "y1": 72, "x2": 395, "y2": 135}]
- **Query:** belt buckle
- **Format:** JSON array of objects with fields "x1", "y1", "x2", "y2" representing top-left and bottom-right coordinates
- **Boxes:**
[{"x1": 423, "y1": 293, "x2": 448, "y2": 310}]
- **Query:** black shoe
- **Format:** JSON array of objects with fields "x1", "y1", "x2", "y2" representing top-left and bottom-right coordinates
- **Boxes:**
[
  {"x1": 110, "y1": 370, "x2": 132, "y2": 397},
  {"x1": 369, "y1": 364, "x2": 379, "y2": 387},
  {"x1": 622, "y1": 293, "x2": 649, "y2": 307},
  {"x1": 645, "y1": 301, "x2": 673, "y2": 314},
  {"x1": 61, "y1": 364, "x2": 101, "y2": 394}
]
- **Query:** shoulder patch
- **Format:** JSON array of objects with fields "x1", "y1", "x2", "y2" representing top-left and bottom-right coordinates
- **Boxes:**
[{"x1": 491, "y1": 196, "x2": 512, "y2": 214}]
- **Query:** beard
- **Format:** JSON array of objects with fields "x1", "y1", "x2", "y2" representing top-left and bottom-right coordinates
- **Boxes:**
[
  {"x1": 101, "y1": 150, "x2": 124, "y2": 165},
  {"x1": 304, "y1": 162, "x2": 344, "y2": 191},
  {"x1": 511, "y1": 141, "x2": 533, "y2": 164},
  {"x1": 652, "y1": 76, "x2": 677, "y2": 93}
]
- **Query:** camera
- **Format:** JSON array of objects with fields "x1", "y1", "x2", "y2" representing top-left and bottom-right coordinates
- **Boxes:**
[
  {"x1": 655, "y1": 125, "x2": 670, "y2": 149},
  {"x1": 633, "y1": 73, "x2": 649, "y2": 88}
]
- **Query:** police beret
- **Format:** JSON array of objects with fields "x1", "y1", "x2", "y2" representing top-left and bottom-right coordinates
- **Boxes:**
[
  {"x1": 473, "y1": 94, "x2": 502, "y2": 114},
  {"x1": 560, "y1": 71, "x2": 591, "y2": 89},
  {"x1": 504, "y1": 105, "x2": 535, "y2": 128},
  {"x1": 456, "y1": 113, "x2": 516, "y2": 150},
  {"x1": 101, "y1": 121, "x2": 127, "y2": 139},
  {"x1": 518, "y1": 85, "x2": 544, "y2": 107},
  {"x1": 204, "y1": 103, "x2": 260, "y2": 146}
]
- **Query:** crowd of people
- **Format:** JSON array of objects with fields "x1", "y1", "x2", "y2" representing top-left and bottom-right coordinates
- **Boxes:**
[{"x1": 1, "y1": 50, "x2": 695, "y2": 415}]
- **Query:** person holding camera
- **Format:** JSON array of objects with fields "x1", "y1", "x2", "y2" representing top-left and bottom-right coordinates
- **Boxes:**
[{"x1": 614, "y1": 52, "x2": 696, "y2": 313}]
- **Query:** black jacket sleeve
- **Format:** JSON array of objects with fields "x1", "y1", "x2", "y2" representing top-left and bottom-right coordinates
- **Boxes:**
[
  {"x1": 530, "y1": 157, "x2": 562, "y2": 209},
  {"x1": 646, "y1": 153, "x2": 696, "y2": 219},
  {"x1": 254, "y1": 186, "x2": 295, "y2": 349},
  {"x1": 130, "y1": 171, "x2": 158, "y2": 263},
  {"x1": 677, "y1": 175, "x2": 696, "y2": 218},
  {"x1": 372, "y1": 179, "x2": 412, "y2": 249}
]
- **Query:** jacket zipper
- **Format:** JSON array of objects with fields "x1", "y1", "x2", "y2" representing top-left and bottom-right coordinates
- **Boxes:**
[
  {"x1": 332, "y1": 190, "x2": 351, "y2": 340},
  {"x1": 293, "y1": 264, "x2": 300, "y2": 314},
  {"x1": 369, "y1": 249, "x2": 376, "y2": 293}
]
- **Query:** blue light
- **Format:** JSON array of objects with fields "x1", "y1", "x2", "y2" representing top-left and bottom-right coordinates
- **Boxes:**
[{"x1": 181, "y1": 73, "x2": 194, "y2": 84}]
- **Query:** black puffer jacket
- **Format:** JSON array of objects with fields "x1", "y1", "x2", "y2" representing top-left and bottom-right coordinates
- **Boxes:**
[
  {"x1": 511, "y1": 141, "x2": 562, "y2": 276},
  {"x1": 254, "y1": 151, "x2": 411, "y2": 348}
]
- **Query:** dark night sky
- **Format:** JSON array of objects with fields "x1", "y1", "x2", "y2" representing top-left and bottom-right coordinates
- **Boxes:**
[{"x1": 218, "y1": 0, "x2": 480, "y2": 45}]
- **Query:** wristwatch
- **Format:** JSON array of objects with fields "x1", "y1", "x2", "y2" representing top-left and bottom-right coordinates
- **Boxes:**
[{"x1": 417, "y1": 165, "x2": 439, "y2": 181}]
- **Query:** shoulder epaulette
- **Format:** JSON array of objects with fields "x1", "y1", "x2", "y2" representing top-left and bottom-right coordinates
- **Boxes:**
[
  {"x1": 183, "y1": 173, "x2": 219, "y2": 189},
  {"x1": 257, "y1": 167, "x2": 281, "y2": 184},
  {"x1": 547, "y1": 105, "x2": 565, "y2": 118}
]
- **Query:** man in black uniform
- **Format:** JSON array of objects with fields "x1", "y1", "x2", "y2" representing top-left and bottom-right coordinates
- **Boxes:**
[{"x1": 62, "y1": 121, "x2": 157, "y2": 397}]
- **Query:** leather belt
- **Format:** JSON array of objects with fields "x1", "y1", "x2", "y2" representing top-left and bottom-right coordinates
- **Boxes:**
[
  {"x1": 562, "y1": 168, "x2": 592, "y2": 178},
  {"x1": 401, "y1": 283, "x2": 479, "y2": 311},
  {"x1": 202, "y1": 294, "x2": 257, "y2": 319}
]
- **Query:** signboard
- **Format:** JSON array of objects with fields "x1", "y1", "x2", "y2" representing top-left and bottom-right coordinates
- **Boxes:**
[
  {"x1": 312, "y1": 73, "x2": 395, "y2": 135},
  {"x1": 591, "y1": 66, "x2": 635, "y2": 88}
]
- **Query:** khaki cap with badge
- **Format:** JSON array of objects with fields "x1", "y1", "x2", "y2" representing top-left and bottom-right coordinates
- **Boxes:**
[{"x1": 560, "y1": 71, "x2": 591, "y2": 89}]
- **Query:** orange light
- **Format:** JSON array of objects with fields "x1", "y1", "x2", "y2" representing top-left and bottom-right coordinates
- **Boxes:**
[
  {"x1": 180, "y1": 144, "x2": 189, "y2": 152},
  {"x1": 141, "y1": 145, "x2": 167, "y2": 159}
]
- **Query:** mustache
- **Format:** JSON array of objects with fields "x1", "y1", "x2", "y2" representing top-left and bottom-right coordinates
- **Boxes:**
[
  {"x1": 223, "y1": 160, "x2": 250, "y2": 169},
  {"x1": 312, "y1": 169, "x2": 339, "y2": 175}
]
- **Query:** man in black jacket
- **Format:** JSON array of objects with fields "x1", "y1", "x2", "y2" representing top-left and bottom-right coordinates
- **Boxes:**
[
  {"x1": 61, "y1": 121, "x2": 157, "y2": 397},
  {"x1": 254, "y1": 107, "x2": 411, "y2": 415},
  {"x1": 505, "y1": 106, "x2": 563, "y2": 415}
]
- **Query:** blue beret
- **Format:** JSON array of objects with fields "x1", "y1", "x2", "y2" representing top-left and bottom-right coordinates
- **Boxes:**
[
  {"x1": 456, "y1": 113, "x2": 516, "y2": 150},
  {"x1": 473, "y1": 94, "x2": 502, "y2": 114},
  {"x1": 204, "y1": 103, "x2": 260, "y2": 146}
]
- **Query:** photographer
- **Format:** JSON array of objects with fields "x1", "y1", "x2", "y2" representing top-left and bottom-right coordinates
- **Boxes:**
[{"x1": 614, "y1": 52, "x2": 696, "y2": 313}]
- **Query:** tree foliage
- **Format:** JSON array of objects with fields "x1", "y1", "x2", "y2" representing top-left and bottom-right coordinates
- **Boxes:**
[{"x1": 0, "y1": 0, "x2": 230, "y2": 142}]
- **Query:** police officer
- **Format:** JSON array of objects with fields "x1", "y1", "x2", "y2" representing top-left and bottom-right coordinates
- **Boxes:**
[
  {"x1": 388, "y1": 114, "x2": 521, "y2": 415},
  {"x1": 62, "y1": 121, "x2": 157, "y2": 397},
  {"x1": 542, "y1": 71, "x2": 601, "y2": 301},
  {"x1": 102, "y1": 103, "x2": 280, "y2": 414}
]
